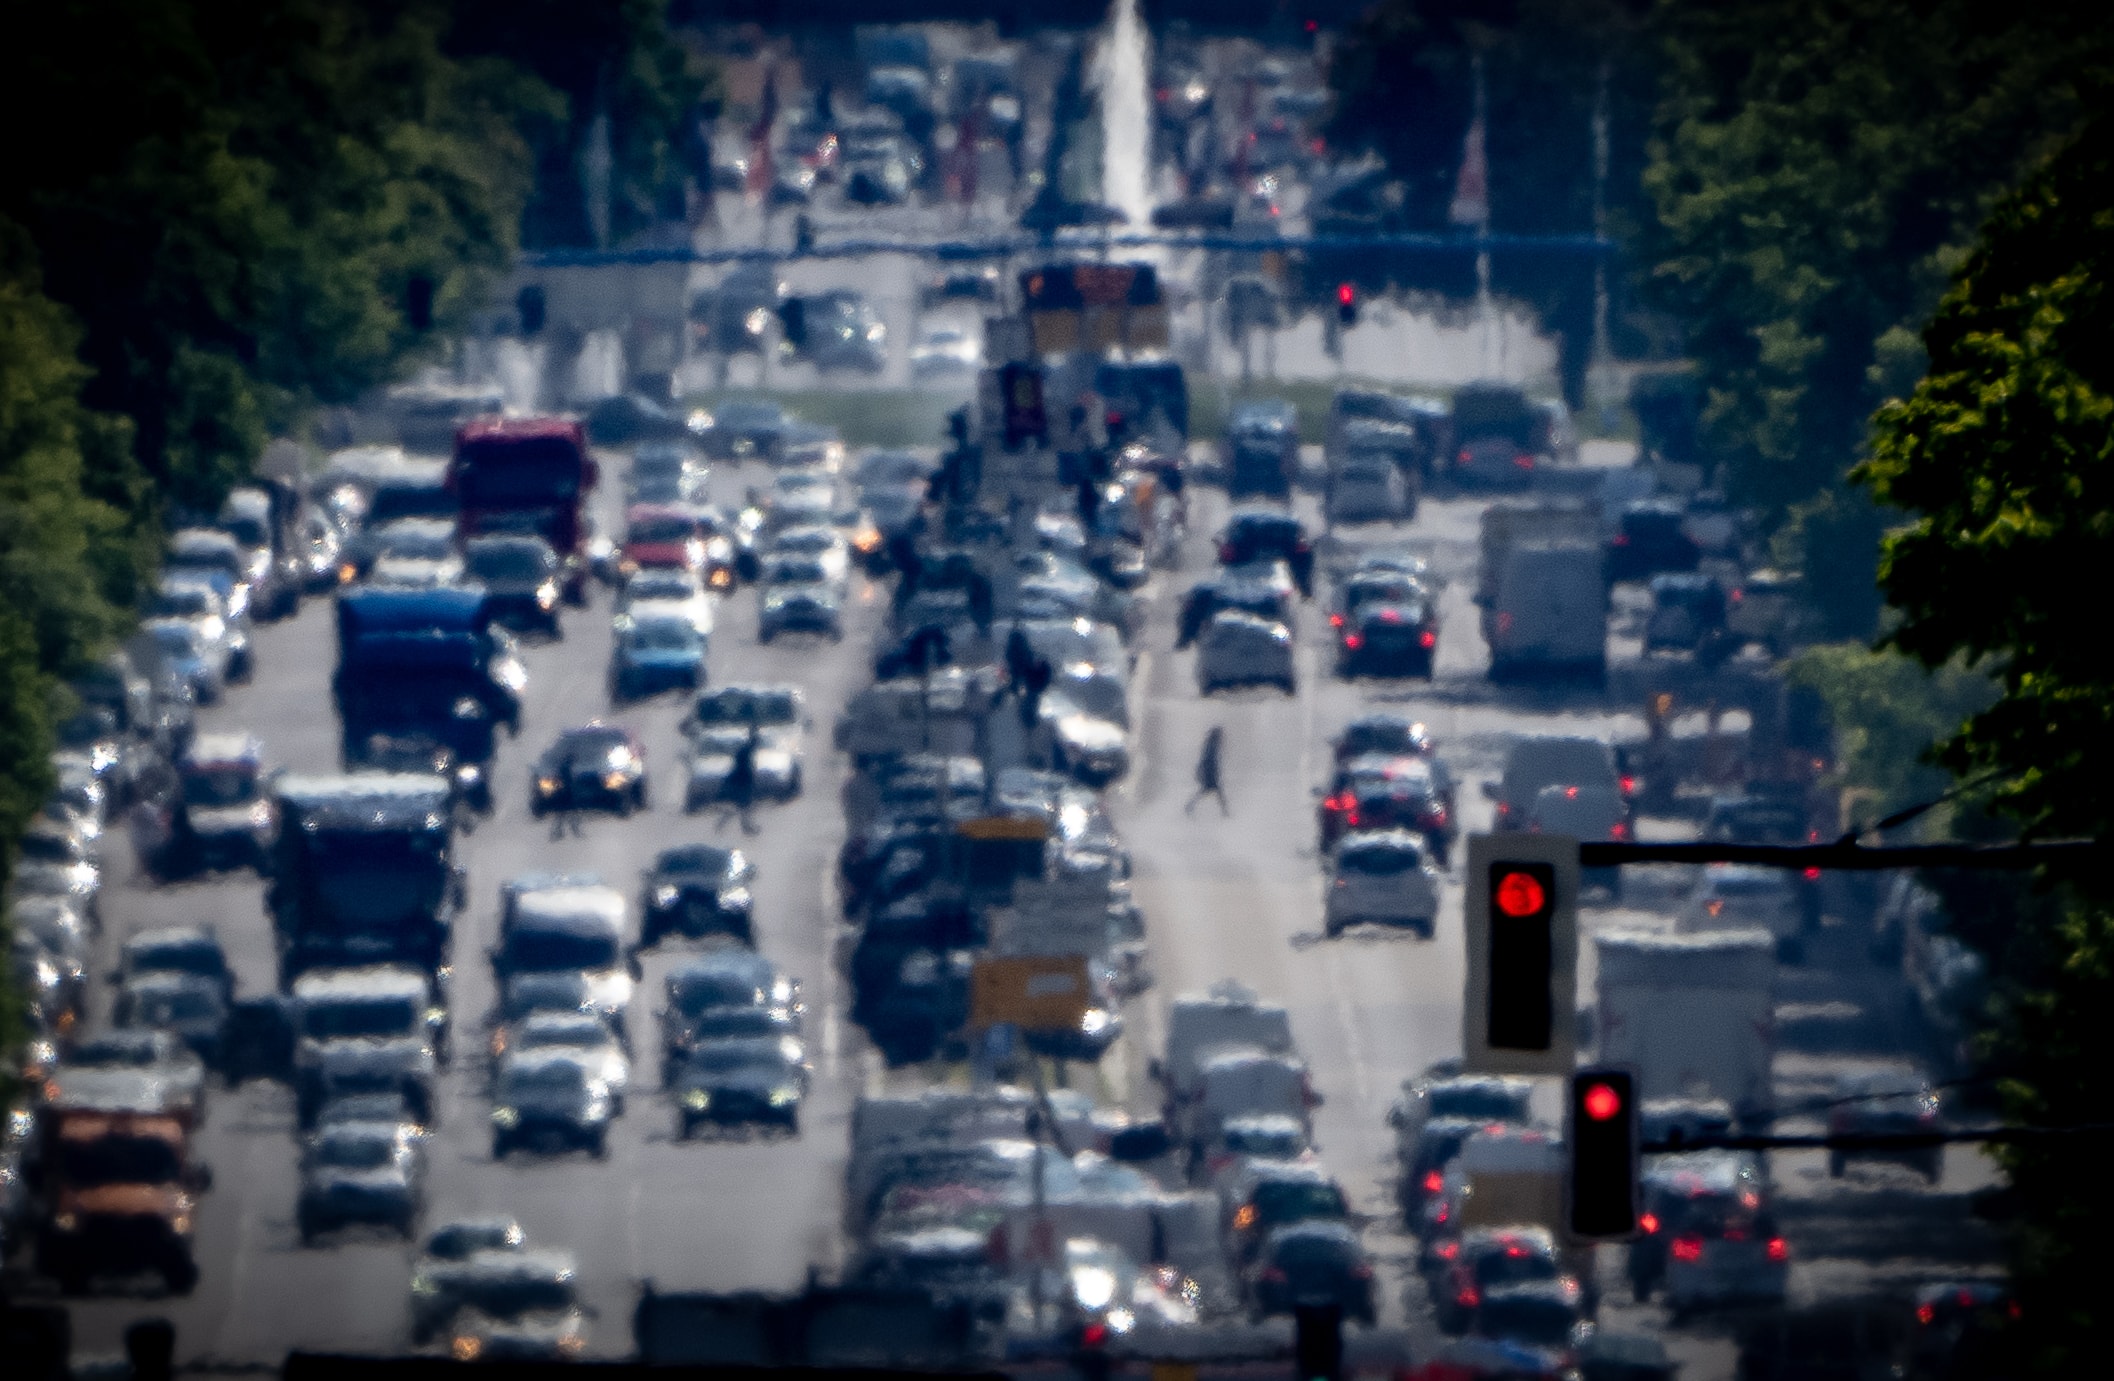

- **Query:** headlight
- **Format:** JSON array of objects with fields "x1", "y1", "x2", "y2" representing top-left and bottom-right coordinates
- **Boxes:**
[
  {"x1": 768, "y1": 1087, "x2": 799, "y2": 1107},
  {"x1": 708, "y1": 567, "x2": 733, "y2": 589},
  {"x1": 536, "y1": 582, "x2": 558, "y2": 609},
  {"x1": 556, "y1": 1333, "x2": 585, "y2": 1357},
  {"x1": 455, "y1": 764, "x2": 481, "y2": 786},
  {"x1": 337, "y1": 563, "x2": 357, "y2": 584},
  {"x1": 653, "y1": 884, "x2": 680, "y2": 907},
  {"x1": 411, "y1": 1274, "x2": 438, "y2": 1295},
  {"x1": 249, "y1": 800, "x2": 274, "y2": 828},
  {"x1": 491, "y1": 1106, "x2": 520, "y2": 1128},
  {"x1": 717, "y1": 887, "x2": 751, "y2": 911},
  {"x1": 53, "y1": 1211, "x2": 78, "y2": 1233},
  {"x1": 172, "y1": 1213, "x2": 193, "y2": 1235},
  {"x1": 536, "y1": 776, "x2": 561, "y2": 795},
  {"x1": 451, "y1": 1336, "x2": 482, "y2": 1362},
  {"x1": 866, "y1": 322, "x2": 886, "y2": 342},
  {"x1": 683, "y1": 1089, "x2": 710, "y2": 1111},
  {"x1": 602, "y1": 771, "x2": 628, "y2": 791}
]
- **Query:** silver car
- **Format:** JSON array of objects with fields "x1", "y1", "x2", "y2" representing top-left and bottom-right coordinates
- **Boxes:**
[
  {"x1": 1196, "y1": 610, "x2": 1295, "y2": 695},
  {"x1": 1324, "y1": 830, "x2": 1441, "y2": 937}
]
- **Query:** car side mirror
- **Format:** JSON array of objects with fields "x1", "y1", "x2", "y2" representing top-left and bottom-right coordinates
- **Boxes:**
[{"x1": 1481, "y1": 782, "x2": 1501, "y2": 800}]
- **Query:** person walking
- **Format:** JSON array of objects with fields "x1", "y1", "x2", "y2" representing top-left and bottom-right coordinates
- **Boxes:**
[
  {"x1": 719, "y1": 727, "x2": 760, "y2": 836},
  {"x1": 1186, "y1": 725, "x2": 1228, "y2": 816}
]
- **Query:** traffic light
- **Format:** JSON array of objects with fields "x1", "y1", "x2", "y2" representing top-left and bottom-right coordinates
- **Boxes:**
[
  {"x1": 1336, "y1": 281, "x2": 1358, "y2": 326},
  {"x1": 1566, "y1": 1067, "x2": 1640, "y2": 1239},
  {"x1": 1294, "y1": 1304, "x2": 1343, "y2": 1381},
  {"x1": 1463, "y1": 833, "x2": 1579, "y2": 1075},
  {"x1": 1071, "y1": 1317, "x2": 1113, "y2": 1381}
]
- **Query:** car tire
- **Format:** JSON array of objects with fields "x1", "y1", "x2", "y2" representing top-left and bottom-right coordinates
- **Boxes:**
[
  {"x1": 493, "y1": 1136, "x2": 509, "y2": 1160},
  {"x1": 164, "y1": 1255, "x2": 200, "y2": 1294},
  {"x1": 1828, "y1": 1149, "x2": 1846, "y2": 1178},
  {"x1": 590, "y1": 1129, "x2": 609, "y2": 1160},
  {"x1": 1324, "y1": 918, "x2": 1342, "y2": 939},
  {"x1": 1777, "y1": 936, "x2": 1806, "y2": 965}
]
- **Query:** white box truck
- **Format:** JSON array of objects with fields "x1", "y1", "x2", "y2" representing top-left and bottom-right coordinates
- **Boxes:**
[{"x1": 1595, "y1": 929, "x2": 1777, "y2": 1122}]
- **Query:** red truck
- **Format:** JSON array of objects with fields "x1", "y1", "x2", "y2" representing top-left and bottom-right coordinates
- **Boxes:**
[{"x1": 448, "y1": 417, "x2": 600, "y2": 602}]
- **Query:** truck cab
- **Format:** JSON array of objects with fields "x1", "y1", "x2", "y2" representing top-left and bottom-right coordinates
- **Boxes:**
[
  {"x1": 448, "y1": 417, "x2": 599, "y2": 602},
  {"x1": 269, "y1": 774, "x2": 462, "y2": 983},
  {"x1": 155, "y1": 732, "x2": 276, "y2": 875},
  {"x1": 36, "y1": 1095, "x2": 204, "y2": 1294}
]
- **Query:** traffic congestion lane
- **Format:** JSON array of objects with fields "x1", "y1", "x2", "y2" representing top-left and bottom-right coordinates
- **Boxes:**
[
  {"x1": 63, "y1": 453, "x2": 880, "y2": 1363},
  {"x1": 1110, "y1": 485, "x2": 1648, "y2": 1332}
]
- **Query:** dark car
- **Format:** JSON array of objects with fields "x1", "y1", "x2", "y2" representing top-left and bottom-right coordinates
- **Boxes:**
[
  {"x1": 1435, "y1": 1227, "x2": 1573, "y2": 1334},
  {"x1": 704, "y1": 398, "x2": 793, "y2": 461},
  {"x1": 113, "y1": 971, "x2": 230, "y2": 1068},
  {"x1": 1229, "y1": 1164, "x2": 1352, "y2": 1266},
  {"x1": 660, "y1": 951, "x2": 802, "y2": 1070},
  {"x1": 1217, "y1": 508, "x2": 1313, "y2": 593},
  {"x1": 671, "y1": 1036, "x2": 810, "y2": 1135},
  {"x1": 529, "y1": 725, "x2": 648, "y2": 816},
  {"x1": 1248, "y1": 1221, "x2": 1376, "y2": 1325},
  {"x1": 1317, "y1": 753, "x2": 1454, "y2": 860},
  {"x1": 640, "y1": 844, "x2": 755, "y2": 946},
  {"x1": 298, "y1": 1119, "x2": 423, "y2": 1241},
  {"x1": 463, "y1": 536, "x2": 563, "y2": 634},
  {"x1": 119, "y1": 925, "x2": 233, "y2": 1001},
  {"x1": 1644, "y1": 572, "x2": 1730, "y2": 655},
  {"x1": 1333, "y1": 713, "x2": 1435, "y2": 763},
  {"x1": 1337, "y1": 600, "x2": 1438, "y2": 678},
  {"x1": 1607, "y1": 501, "x2": 1702, "y2": 582},
  {"x1": 1225, "y1": 399, "x2": 1299, "y2": 499},
  {"x1": 490, "y1": 1049, "x2": 615, "y2": 1158},
  {"x1": 1178, "y1": 574, "x2": 1295, "y2": 649},
  {"x1": 1828, "y1": 1070, "x2": 1943, "y2": 1181}
]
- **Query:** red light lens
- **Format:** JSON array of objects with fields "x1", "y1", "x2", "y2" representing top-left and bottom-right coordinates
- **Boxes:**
[
  {"x1": 1671, "y1": 1236, "x2": 1704, "y2": 1262},
  {"x1": 1583, "y1": 1082, "x2": 1623, "y2": 1122},
  {"x1": 1917, "y1": 1304, "x2": 1936, "y2": 1325},
  {"x1": 1343, "y1": 633, "x2": 1362, "y2": 649},
  {"x1": 1337, "y1": 282, "x2": 1355, "y2": 306},
  {"x1": 1082, "y1": 1323, "x2": 1109, "y2": 1347},
  {"x1": 1639, "y1": 1212, "x2": 1659, "y2": 1234},
  {"x1": 1766, "y1": 1237, "x2": 1789, "y2": 1262},
  {"x1": 1424, "y1": 1171, "x2": 1444, "y2": 1193},
  {"x1": 1620, "y1": 775, "x2": 1636, "y2": 794},
  {"x1": 1420, "y1": 630, "x2": 1437, "y2": 648},
  {"x1": 1494, "y1": 870, "x2": 1547, "y2": 918},
  {"x1": 1804, "y1": 866, "x2": 1822, "y2": 880}
]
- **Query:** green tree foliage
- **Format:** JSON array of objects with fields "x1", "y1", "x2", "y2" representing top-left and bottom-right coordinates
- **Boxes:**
[
  {"x1": 1643, "y1": 0, "x2": 2110, "y2": 632},
  {"x1": 1783, "y1": 643, "x2": 1993, "y2": 825},
  {"x1": 1857, "y1": 111, "x2": 2114, "y2": 1370},
  {"x1": 447, "y1": 0, "x2": 713, "y2": 248},
  {"x1": 0, "y1": 0, "x2": 546, "y2": 512}
]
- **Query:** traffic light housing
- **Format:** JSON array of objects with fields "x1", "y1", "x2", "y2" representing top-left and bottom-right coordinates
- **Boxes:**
[
  {"x1": 1566, "y1": 1067, "x2": 1640, "y2": 1240},
  {"x1": 516, "y1": 284, "x2": 546, "y2": 336},
  {"x1": 1336, "y1": 281, "x2": 1358, "y2": 327},
  {"x1": 1463, "y1": 833, "x2": 1580, "y2": 1075},
  {"x1": 405, "y1": 274, "x2": 435, "y2": 332}
]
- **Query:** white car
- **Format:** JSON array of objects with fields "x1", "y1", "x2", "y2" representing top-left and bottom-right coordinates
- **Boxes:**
[
  {"x1": 684, "y1": 684, "x2": 809, "y2": 805},
  {"x1": 495, "y1": 1011, "x2": 631, "y2": 1111},
  {"x1": 1681, "y1": 864, "x2": 1805, "y2": 957},
  {"x1": 1196, "y1": 610, "x2": 1295, "y2": 694},
  {"x1": 766, "y1": 525, "x2": 851, "y2": 584},
  {"x1": 1324, "y1": 830, "x2": 1441, "y2": 937},
  {"x1": 909, "y1": 326, "x2": 981, "y2": 377},
  {"x1": 617, "y1": 569, "x2": 715, "y2": 638}
]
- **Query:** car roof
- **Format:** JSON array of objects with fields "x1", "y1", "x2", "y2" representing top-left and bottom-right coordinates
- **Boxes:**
[
  {"x1": 292, "y1": 965, "x2": 430, "y2": 1000},
  {"x1": 509, "y1": 885, "x2": 626, "y2": 932},
  {"x1": 124, "y1": 925, "x2": 219, "y2": 953},
  {"x1": 183, "y1": 733, "x2": 264, "y2": 767}
]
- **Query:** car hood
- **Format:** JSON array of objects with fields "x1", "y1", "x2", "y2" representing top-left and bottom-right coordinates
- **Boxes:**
[
  {"x1": 65, "y1": 1183, "x2": 193, "y2": 1219},
  {"x1": 305, "y1": 1165, "x2": 415, "y2": 1197},
  {"x1": 503, "y1": 1086, "x2": 606, "y2": 1121},
  {"x1": 188, "y1": 804, "x2": 267, "y2": 835},
  {"x1": 622, "y1": 645, "x2": 702, "y2": 667},
  {"x1": 677, "y1": 1063, "x2": 797, "y2": 1098}
]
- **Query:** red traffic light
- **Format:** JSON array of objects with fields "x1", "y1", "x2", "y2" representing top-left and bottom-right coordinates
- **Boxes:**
[
  {"x1": 1081, "y1": 1322, "x2": 1109, "y2": 1348},
  {"x1": 1582, "y1": 1081, "x2": 1623, "y2": 1122},
  {"x1": 1494, "y1": 869, "x2": 1548, "y2": 918},
  {"x1": 1336, "y1": 281, "x2": 1356, "y2": 306}
]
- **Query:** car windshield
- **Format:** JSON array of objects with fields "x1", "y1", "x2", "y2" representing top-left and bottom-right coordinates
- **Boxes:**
[
  {"x1": 468, "y1": 1273, "x2": 577, "y2": 1318},
  {"x1": 670, "y1": 971, "x2": 766, "y2": 1014},
  {"x1": 183, "y1": 766, "x2": 258, "y2": 807},
  {"x1": 1430, "y1": 1086, "x2": 1525, "y2": 1120},
  {"x1": 467, "y1": 544, "x2": 551, "y2": 580},
  {"x1": 56, "y1": 1132, "x2": 185, "y2": 1186},
  {"x1": 518, "y1": 1020, "x2": 609, "y2": 1051},
  {"x1": 132, "y1": 986, "x2": 220, "y2": 1024},
  {"x1": 628, "y1": 515, "x2": 694, "y2": 544},
  {"x1": 378, "y1": 526, "x2": 457, "y2": 559},
  {"x1": 149, "y1": 624, "x2": 203, "y2": 654},
  {"x1": 1339, "y1": 843, "x2": 1421, "y2": 876},
  {"x1": 1224, "y1": 1123, "x2": 1305, "y2": 1157},
  {"x1": 686, "y1": 1042, "x2": 792, "y2": 1075},
  {"x1": 72, "y1": 1034, "x2": 165, "y2": 1067},
  {"x1": 313, "y1": 1130, "x2": 397, "y2": 1169},
  {"x1": 504, "y1": 930, "x2": 619, "y2": 971},
  {"x1": 302, "y1": 995, "x2": 418, "y2": 1040},
  {"x1": 1255, "y1": 1180, "x2": 1347, "y2": 1223},
  {"x1": 628, "y1": 618, "x2": 700, "y2": 651},
  {"x1": 1475, "y1": 1296, "x2": 1575, "y2": 1346},
  {"x1": 626, "y1": 574, "x2": 696, "y2": 602},
  {"x1": 503, "y1": 1062, "x2": 590, "y2": 1094},
  {"x1": 154, "y1": 587, "x2": 217, "y2": 618},
  {"x1": 1476, "y1": 1250, "x2": 1560, "y2": 1288}
]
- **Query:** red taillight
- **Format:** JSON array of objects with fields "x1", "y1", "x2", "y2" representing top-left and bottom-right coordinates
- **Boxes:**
[
  {"x1": 1639, "y1": 1212, "x2": 1660, "y2": 1234},
  {"x1": 1671, "y1": 1236, "x2": 1704, "y2": 1262},
  {"x1": 1351, "y1": 1262, "x2": 1374, "y2": 1279},
  {"x1": 1804, "y1": 866, "x2": 1822, "y2": 880},
  {"x1": 1219, "y1": 543, "x2": 1236, "y2": 563},
  {"x1": 1917, "y1": 1304, "x2": 1936, "y2": 1326},
  {"x1": 1620, "y1": 775, "x2": 1636, "y2": 795},
  {"x1": 1420, "y1": 630, "x2": 1436, "y2": 648},
  {"x1": 1513, "y1": 454, "x2": 1534, "y2": 470},
  {"x1": 1496, "y1": 611, "x2": 1513, "y2": 633},
  {"x1": 1343, "y1": 633, "x2": 1363, "y2": 650},
  {"x1": 1611, "y1": 533, "x2": 1630, "y2": 546},
  {"x1": 1730, "y1": 587, "x2": 1745, "y2": 603},
  {"x1": 1766, "y1": 1237, "x2": 1789, "y2": 1262},
  {"x1": 1611, "y1": 820, "x2": 1631, "y2": 840},
  {"x1": 1564, "y1": 785, "x2": 1579, "y2": 799},
  {"x1": 1345, "y1": 810, "x2": 1361, "y2": 828},
  {"x1": 1329, "y1": 613, "x2": 1344, "y2": 628},
  {"x1": 1423, "y1": 1171, "x2": 1445, "y2": 1193},
  {"x1": 1458, "y1": 448, "x2": 1472, "y2": 464},
  {"x1": 1456, "y1": 1287, "x2": 1480, "y2": 1307},
  {"x1": 1434, "y1": 1240, "x2": 1459, "y2": 1260},
  {"x1": 1260, "y1": 1266, "x2": 1287, "y2": 1284}
]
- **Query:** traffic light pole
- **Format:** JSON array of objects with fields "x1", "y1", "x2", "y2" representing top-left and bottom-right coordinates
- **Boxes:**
[
  {"x1": 1644, "y1": 1123, "x2": 2114, "y2": 1155},
  {"x1": 1577, "y1": 839, "x2": 2093, "y2": 870}
]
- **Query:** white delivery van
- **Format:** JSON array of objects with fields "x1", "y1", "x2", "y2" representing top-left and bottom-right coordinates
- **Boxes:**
[
  {"x1": 1595, "y1": 929, "x2": 1776, "y2": 1122},
  {"x1": 1484, "y1": 541, "x2": 1609, "y2": 681}
]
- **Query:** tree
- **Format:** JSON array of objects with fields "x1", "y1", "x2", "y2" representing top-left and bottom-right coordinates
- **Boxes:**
[
  {"x1": 1857, "y1": 109, "x2": 2114, "y2": 1371},
  {"x1": 1642, "y1": 0, "x2": 2110, "y2": 634}
]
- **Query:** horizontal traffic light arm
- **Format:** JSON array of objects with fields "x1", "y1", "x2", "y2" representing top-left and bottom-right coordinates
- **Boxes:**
[
  {"x1": 1644, "y1": 1122, "x2": 2114, "y2": 1155},
  {"x1": 1577, "y1": 839, "x2": 2095, "y2": 871}
]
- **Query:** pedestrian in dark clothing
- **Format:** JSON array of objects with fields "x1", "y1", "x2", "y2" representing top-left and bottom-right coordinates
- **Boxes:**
[
  {"x1": 1186, "y1": 726, "x2": 1228, "y2": 816},
  {"x1": 1077, "y1": 474, "x2": 1102, "y2": 530},
  {"x1": 719, "y1": 727, "x2": 760, "y2": 835},
  {"x1": 1019, "y1": 654, "x2": 1053, "y2": 729}
]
